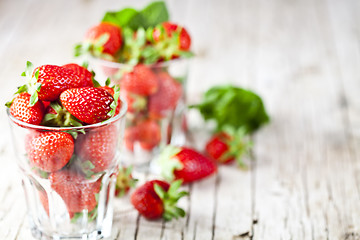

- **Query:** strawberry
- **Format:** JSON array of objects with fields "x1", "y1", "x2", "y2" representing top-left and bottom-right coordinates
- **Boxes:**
[
  {"x1": 7, "y1": 92, "x2": 45, "y2": 125},
  {"x1": 124, "y1": 119, "x2": 161, "y2": 151},
  {"x1": 115, "y1": 166, "x2": 137, "y2": 197},
  {"x1": 62, "y1": 63, "x2": 94, "y2": 88},
  {"x1": 38, "y1": 190, "x2": 49, "y2": 216},
  {"x1": 131, "y1": 180, "x2": 187, "y2": 220},
  {"x1": 121, "y1": 64, "x2": 158, "y2": 96},
  {"x1": 120, "y1": 89, "x2": 146, "y2": 113},
  {"x1": 75, "y1": 22, "x2": 122, "y2": 58},
  {"x1": 153, "y1": 22, "x2": 191, "y2": 51},
  {"x1": 75, "y1": 124, "x2": 118, "y2": 173},
  {"x1": 49, "y1": 170, "x2": 100, "y2": 217},
  {"x1": 99, "y1": 85, "x2": 123, "y2": 115},
  {"x1": 60, "y1": 87, "x2": 115, "y2": 124},
  {"x1": 205, "y1": 128, "x2": 252, "y2": 167},
  {"x1": 26, "y1": 131, "x2": 74, "y2": 172},
  {"x1": 31, "y1": 64, "x2": 84, "y2": 102},
  {"x1": 148, "y1": 72, "x2": 182, "y2": 119},
  {"x1": 155, "y1": 145, "x2": 217, "y2": 184},
  {"x1": 42, "y1": 102, "x2": 82, "y2": 128}
]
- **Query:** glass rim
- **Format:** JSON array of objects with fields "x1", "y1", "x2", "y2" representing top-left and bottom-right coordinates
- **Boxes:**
[
  {"x1": 6, "y1": 96, "x2": 128, "y2": 131},
  {"x1": 87, "y1": 55, "x2": 190, "y2": 69}
]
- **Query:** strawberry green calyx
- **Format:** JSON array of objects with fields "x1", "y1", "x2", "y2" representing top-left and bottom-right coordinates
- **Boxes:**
[
  {"x1": 154, "y1": 179, "x2": 188, "y2": 221},
  {"x1": 115, "y1": 166, "x2": 138, "y2": 197},
  {"x1": 18, "y1": 61, "x2": 41, "y2": 106},
  {"x1": 42, "y1": 102, "x2": 83, "y2": 128},
  {"x1": 71, "y1": 205, "x2": 98, "y2": 223},
  {"x1": 108, "y1": 85, "x2": 120, "y2": 117},
  {"x1": 75, "y1": 33, "x2": 114, "y2": 61},
  {"x1": 119, "y1": 27, "x2": 147, "y2": 65},
  {"x1": 221, "y1": 126, "x2": 253, "y2": 168},
  {"x1": 156, "y1": 145, "x2": 183, "y2": 181}
]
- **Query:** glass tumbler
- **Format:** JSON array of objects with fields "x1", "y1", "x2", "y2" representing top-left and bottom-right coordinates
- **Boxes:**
[
  {"x1": 6, "y1": 101, "x2": 127, "y2": 240},
  {"x1": 89, "y1": 58, "x2": 189, "y2": 166}
]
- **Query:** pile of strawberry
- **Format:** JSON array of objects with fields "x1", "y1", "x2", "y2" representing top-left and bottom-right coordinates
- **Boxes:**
[
  {"x1": 7, "y1": 61, "x2": 123, "y2": 219},
  {"x1": 74, "y1": 1, "x2": 192, "y2": 153}
]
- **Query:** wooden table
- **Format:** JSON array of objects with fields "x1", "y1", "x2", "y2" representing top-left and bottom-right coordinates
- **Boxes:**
[{"x1": 1, "y1": 0, "x2": 360, "y2": 239}]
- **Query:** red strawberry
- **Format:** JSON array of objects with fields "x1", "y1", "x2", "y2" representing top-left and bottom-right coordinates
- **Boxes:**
[
  {"x1": 32, "y1": 65, "x2": 85, "y2": 102},
  {"x1": 153, "y1": 22, "x2": 191, "y2": 51},
  {"x1": 99, "y1": 85, "x2": 123, "y2": 115},
  {"x1": 26, "y1": 131, "x2": 74, "y2": 172},
  {"x1": 121, "y1": 64, "x2": 158, "y2": 96},
  {"x1": 49, "y1": 170, "x2": 100, "y2": 216},
  {"x1": 156, "y1": 146, "x2": 217, "y2": 184},
  {"x1": 148, "y1": 72, "x2": 182, "y2": 119},
  {"x1": 62, "y1": 63, "x2": 94, "y2": 88},
  {"x1": 99, "y1": 85, "x2": 114, "y2": 96},
  {"x1": 115, "y1": 166, "x2": 137, "y2": 197},
  {"x1": 124, "y1": 119, "x2": 161, "y2": 151},
  {"x1": 120, "y1": 89, "x2": 146, "y2": 113},
  {"x1": 75, "y1": 124, "x2": 118, "y2": 173},
  {"x1": 60, "y1": 87, "x2": 114, "y2": 124},
  {"x1": 205, "y1": 129, "x2": 251, "y2": 167},
  {"x1": 8, "y1": 92, "x2": 45, "y2": 125},
  {"x1": 38, "y1": 190, "x2": 49, "y2": 216},
  {"x1": 131, "y1": 180, "x2": 187, "y2": 220},
  {"x1": 83, "y1": 22, "x2": 122, "y2": 56}
]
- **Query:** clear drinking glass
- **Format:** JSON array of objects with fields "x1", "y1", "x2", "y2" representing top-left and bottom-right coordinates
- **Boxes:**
[
  {"x1": 89, "y1": 58, "x2": 189, "y2": 166},
  {"x1": 7, "y1": 101, "x2": 127, "y2": 240}
]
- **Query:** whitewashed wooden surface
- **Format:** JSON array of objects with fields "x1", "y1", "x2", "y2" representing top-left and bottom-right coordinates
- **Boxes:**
[{"x1": 1, "y1": 0, "x2": 360, "y2": 239}]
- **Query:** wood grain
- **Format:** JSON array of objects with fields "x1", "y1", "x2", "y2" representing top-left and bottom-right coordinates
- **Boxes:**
[{"x1": 0, "y1": 0, "x2": 359, "y2": 239}]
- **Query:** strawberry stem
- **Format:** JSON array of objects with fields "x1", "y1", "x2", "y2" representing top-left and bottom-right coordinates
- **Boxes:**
[{"x1": 154, "y1": 179, "x2": 188, "y2": 221}]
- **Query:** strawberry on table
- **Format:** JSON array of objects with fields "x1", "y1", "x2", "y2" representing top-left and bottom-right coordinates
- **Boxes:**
[
  {"x1": 60, "y1": 87, "x2": 115, "y2": 124},
  {"x1": 49, "y1": 170, "x2": 101, "y2": 217},
  {"x1": 75, "y1": 124, "x2": 118, "y2": 173},
  {"x1": 205, "y1": 128, "x2": 252, "y2": 167},
  {"x1": 75, "y1": 22, "x2": 122, "y2": 59},
  {"x1": 26, "y1": 131, "x2": 74, "y2": 172},
  {"x1": 155, "y1": 145, "x2": 217, "y2": 184},
  {"x1": 148, "y1": 72, "x2": 182, "y2": 119},
  {"x1": 7, "y1": 92, "x2": 45, "y2": 125},
  {"x1": 131, "y1": 179, "x2": 187, "y2": 220},
  {"x1": 121, "y1": 64, "x2": 158, "y2": 96}
]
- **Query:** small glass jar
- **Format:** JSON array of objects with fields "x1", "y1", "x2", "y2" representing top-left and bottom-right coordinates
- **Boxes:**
[
  {"x1": 7, "y1": 100, "x2": 127, "y2": 240},
  {"x1": 89, "y1": 58, "x2": 189, "y2": 166}
]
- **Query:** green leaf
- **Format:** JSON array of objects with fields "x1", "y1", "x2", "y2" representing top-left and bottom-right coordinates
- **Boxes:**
[
  {"x1": 155, "y1": 145, "x2": 183, "y2": 181},
  {"x1": 139, "y1": 1, "x2": 169, "y2": 28},
  {"x1": 191, "y1": 85, "x2": 270, "y2": 134},
  {"x1": 15, "y1": 84, "x2": 28, "y2": 94},
  {"x1": 154, "y1": 183, "x2": 166, "y2": 199},
  {"x1": 102, "y1": 8, "x2": 138, "y2": 28},
  {"x1": 29, "y1": 91, "x2": 38, "y2": 106},
  {"x1": 5, "y1": 100, "x2": 13, "y2": 108},
  {"x1": 105, "y1": 77, "x2": 111, "y2": 86},
  {"x1": 92, "y1": 78, "x2": 101, "y2": 87},
  {"x1": 100, "y1": 1, "x2": 169, "y2": 30},
  {"x1": 25, "y1": 61, "x2": 34, "y2": 77}
]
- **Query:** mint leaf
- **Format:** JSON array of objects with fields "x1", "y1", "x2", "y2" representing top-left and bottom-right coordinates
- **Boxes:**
[
  {"x1": 138, "y1": 1, "x2": 169, "y2": 28},
  {"x1": 102, "y1": 8, "x2": 138, "y2": 28},
  {"x1": 101, "y1": 1, "x2": 169, "y2": 30},
  {"x1": 191, "y1": 85, "x2": 270, "y2": 134}
]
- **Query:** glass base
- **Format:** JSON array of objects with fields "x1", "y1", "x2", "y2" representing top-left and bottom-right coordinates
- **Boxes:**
[{"x1": 30, "y1": 223, "x2": 109, "y2": 240}]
